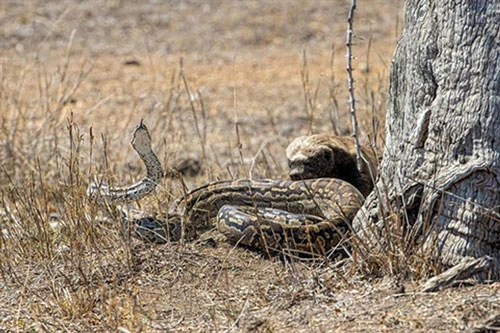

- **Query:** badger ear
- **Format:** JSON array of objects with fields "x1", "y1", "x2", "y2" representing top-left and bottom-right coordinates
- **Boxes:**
[{"x1": 319, "y1": 147, "x2": 333, "y2": 164}]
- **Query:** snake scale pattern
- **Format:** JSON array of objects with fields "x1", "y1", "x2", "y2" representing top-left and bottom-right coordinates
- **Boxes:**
[{"x1": 88, "y1": 121, "x2": 365, "y2": 255}]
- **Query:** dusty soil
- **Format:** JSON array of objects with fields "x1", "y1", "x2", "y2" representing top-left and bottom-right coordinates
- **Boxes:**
[{"x1": 0, "y1": 1, "x2": 498, "y2": 332}]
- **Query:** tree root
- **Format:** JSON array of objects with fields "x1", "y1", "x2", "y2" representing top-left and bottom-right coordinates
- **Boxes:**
[{"x1": 421, "y1": 256, "x2": 493, "y2": 292}]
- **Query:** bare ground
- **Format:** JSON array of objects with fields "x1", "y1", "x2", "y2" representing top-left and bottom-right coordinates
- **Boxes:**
[{"x1": 0, "y1": 1, "x2": 499, "y2": 332}]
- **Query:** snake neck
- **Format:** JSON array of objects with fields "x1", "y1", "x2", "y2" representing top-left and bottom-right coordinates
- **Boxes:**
[{"x1": 89, "y1": 148, "x2": 164, "y2": 203}]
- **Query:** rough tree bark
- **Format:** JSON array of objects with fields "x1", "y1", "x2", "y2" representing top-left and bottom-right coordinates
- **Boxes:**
[{"x1": 353, "y1": 1, "x2": 500, "y2": 278}]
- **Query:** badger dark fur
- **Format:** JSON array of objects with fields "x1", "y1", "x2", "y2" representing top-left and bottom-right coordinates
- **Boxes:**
[{"x1": 286, "y1": 134, "x2": 378, "y2": 197}]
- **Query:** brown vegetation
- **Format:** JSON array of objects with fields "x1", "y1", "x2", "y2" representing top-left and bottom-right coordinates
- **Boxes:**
[{"x1": 0, "y1": 1, "x2": 498, "y2": 331}]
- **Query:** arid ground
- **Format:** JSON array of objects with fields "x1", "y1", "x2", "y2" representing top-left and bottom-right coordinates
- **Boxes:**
[{"x1": 0, "y1": 1, "x2": 498, "y2": 332}]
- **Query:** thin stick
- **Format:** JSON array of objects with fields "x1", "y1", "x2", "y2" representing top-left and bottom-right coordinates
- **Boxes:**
[
  {"x1": 179, "y1": 58, "x2": 207, "y2": 165},
  {"x1": 232, "y1": 56, "x2": 244, "y2": 168},
  {"x1": 328, "y1": 43, "x2": 340, "y2": 135},
  {"x1": 346, "y1": 0, "x2": 362, "y2": 170},
  {"x1": 248, "y1": 138, "x2": 271, "y2": 179}
]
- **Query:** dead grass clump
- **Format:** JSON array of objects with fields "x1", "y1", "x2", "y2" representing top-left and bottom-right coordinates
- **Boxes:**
[
  {"x1": 351, "y1": 204, "x2": 438, "y2": 282},
  {"x1": 0, "y1": 47, "x2": 388, "y2": 330}
]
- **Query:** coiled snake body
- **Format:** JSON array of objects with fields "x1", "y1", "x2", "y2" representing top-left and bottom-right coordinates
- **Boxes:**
[{"x1": 88, "y1": 122, "x2": 365, "y2": 255}]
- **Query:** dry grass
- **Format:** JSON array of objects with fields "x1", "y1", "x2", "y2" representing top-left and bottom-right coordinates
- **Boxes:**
[{"x1": 0, "y1": 1, "x2": 498, "y2": 332}]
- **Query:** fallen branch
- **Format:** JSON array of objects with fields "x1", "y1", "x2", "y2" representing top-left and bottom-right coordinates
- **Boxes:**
[
  {"x1": 421, "y1": 256, "x2": 493, "y2": 292},
  {"x1": 346, "y1": 0, "x2": 362, "y2": 170}
]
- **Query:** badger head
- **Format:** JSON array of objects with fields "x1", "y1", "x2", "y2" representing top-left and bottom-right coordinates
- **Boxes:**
[{"x1": 285, "y1": 135, "x2": 335, "y2": 180}]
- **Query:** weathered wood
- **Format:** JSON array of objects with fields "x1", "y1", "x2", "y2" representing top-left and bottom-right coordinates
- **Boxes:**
[
  {"x1": 353, "y1": 1, "x2": 500, "y2": 278},
  {"x1": 421, "y1": 256, "x2": 493, "y2": 292}
]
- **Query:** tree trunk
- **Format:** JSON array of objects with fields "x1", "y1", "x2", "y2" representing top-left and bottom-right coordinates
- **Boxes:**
[{"x1": 353, "y1": 1, "x2": 500, "y2": 278}]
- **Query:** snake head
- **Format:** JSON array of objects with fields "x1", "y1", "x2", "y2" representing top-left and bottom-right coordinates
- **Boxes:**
[{"x1": 131, "y1": 120, "x2": 153, "y2": 153}]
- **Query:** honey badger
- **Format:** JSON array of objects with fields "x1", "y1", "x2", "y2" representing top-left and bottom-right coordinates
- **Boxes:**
[{"x1": 286, "y1": 134, "x2": 378, "y2": 197}]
